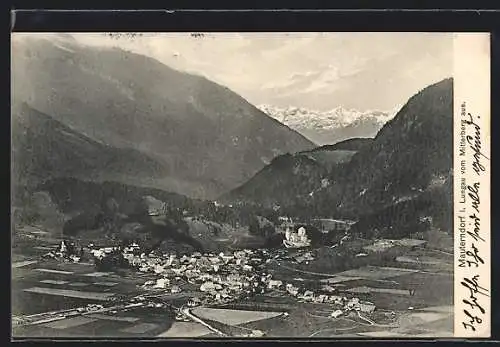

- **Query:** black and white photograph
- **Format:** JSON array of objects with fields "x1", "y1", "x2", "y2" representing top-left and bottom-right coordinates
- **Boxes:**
[{"x1": 10, "y1": 32, "x2": 489, "y2": 339}]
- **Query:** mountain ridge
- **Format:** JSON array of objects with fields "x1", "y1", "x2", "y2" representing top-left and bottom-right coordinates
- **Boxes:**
[
  {"x1": 11, "y1": 35, "x2": 314, "y2": 199},
  {"x1": 224, "y1": 78, "x2": 453, "y2": 238}
]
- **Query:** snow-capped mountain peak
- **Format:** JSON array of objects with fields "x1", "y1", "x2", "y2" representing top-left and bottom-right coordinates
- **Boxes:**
[
  {"x1": 258, "y1": 104, "x2": 393, "y2": 128},
  {"x1": 258, "y1": 104, "x2": 397, "y2": 145}
]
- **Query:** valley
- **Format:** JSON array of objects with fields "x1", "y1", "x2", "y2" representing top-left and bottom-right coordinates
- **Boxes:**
[
  {"x1": 12, "y1": 222, "x2": 453, "y2": 338},
  {"x1": 11, "y1": 34, "x2": 454, "y2": 339}
]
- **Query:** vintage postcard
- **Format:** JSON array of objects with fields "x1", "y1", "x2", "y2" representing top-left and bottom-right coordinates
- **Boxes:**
[{"x1": 11, "y1": 32, "x2": 490, "y2": 339}]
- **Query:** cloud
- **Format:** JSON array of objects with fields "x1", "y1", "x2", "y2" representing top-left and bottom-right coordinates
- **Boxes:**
[
  {"x1": 291, "y1": 70, "x2": 317, "y2": 80},
  {"x1": 300, "y1": 67, "x2": 341, "y2": 93},
  {"x1": 48, "y1": 32, "x2": 452, "y2": 111}
]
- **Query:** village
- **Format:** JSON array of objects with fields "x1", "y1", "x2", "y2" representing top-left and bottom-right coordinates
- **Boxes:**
[{"x1": 12, "y1": 217, "x2": 454, "y2": 338}]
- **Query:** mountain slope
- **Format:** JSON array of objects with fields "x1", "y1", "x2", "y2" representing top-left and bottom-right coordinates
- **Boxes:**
[
  {"x1": 226, "y1": 78, "x2": 453, "y2": 236},
  {"x1": 225, "y1": 153, "x2": 329, "y2": 208},
  {"x1": 224, "y1": 137, "x2": 369, "y2": 208},
  {"x1": 307, "y1": 138, "x2": 373, "y2": 152},
  {"x1": 299, "y1": 138, "x2": 373, "y2": 171},
  {"x1": 333, "y1": 78, "x2": 453, "y2": 217},
  {"x1": 11, "y1": 35, "x2": 314, "y2": 199},
  {"x1": 11, "y1": 103, "x2": 168, "y2": 189}
]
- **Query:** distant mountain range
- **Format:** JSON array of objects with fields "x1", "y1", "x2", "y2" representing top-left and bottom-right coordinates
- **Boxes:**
[
  {"x1": 258, "y1": 104, "x2": 394, "y2": 145},
  {"x1": 226, "y1": 78, "x2": 453, "y2": 238},
  {"x1": 11, "y1": 35, "x2": 314, "y2": 200}
]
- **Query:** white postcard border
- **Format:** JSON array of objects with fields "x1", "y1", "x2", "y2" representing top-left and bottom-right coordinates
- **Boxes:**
[{"x1": 453, "y1": 32, "x2": 491, "y2": 338}]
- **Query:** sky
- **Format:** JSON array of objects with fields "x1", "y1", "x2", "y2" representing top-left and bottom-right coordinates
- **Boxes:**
[{"x1": 69, "y1": 32, "x2": 453, "y2": 112}]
